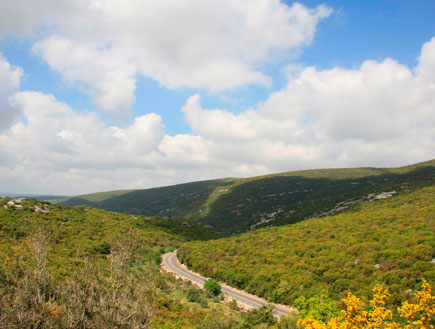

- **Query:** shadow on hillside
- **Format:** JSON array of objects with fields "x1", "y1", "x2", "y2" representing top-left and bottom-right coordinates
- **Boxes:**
[
  {"x1": 61, "y1": 162, "x2": 434, "y2": 235},
  {"x1": 200, "y1": 164, "x2": 435, "y2": 234}
]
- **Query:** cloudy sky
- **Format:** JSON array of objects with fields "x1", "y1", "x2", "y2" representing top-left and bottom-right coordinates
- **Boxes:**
[{"x1": 0, "y1": 0, "x2": 434, "y2": 195}]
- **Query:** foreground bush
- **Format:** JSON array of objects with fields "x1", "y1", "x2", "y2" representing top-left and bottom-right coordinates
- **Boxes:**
[
  {"x1": 0, "y1": 232, "x2": 156, "y2": 329},
  {"x1": 298, "y1": 279, "x2": 435, "y2": 329}
]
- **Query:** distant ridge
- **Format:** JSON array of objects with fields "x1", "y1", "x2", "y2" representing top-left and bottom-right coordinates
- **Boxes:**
[
  {"x1": 58, "y1": 159, "x2": 435, "y2": 234},
  {"x1": 1, "y1": 193, "x2": 68, "y2": 201}
]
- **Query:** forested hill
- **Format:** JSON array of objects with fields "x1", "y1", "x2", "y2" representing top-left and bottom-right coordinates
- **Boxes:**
[
  {"x1": 58, "y1": 159, "x2": 435, "y2": 234},
  {"x1": 0, "y1": 198, "x2": 254, "y2": 328},
  {"x1": 178, "y1": 184, "x2": 435, "y2": 317},
  {"x1": 0, "y1": 197, "x2": 217, "y2": 276}
]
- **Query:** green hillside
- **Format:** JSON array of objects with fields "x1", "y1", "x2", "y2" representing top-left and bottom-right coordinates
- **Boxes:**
[
  {"x1": 0, "y1": 198, "x2": 300, "y2": 328},
  {"x1": 0, "y1": 198, "x2": 217, "y2": 279},
  {"x1": 0, "y1": 198, "x2": 241, "y2": 328},
  {"x1": 57, "y1": 179, "x2": 235, "y2": 219},
  {"x1": 58, "y1": 159, "x2": 435, "y2": 234},
  {"x1": 1, "y1": 161, "x2": 434, "y2": 327},
  {"x1": 178, "y1": 184, "x2": 435, "y2": 317}
]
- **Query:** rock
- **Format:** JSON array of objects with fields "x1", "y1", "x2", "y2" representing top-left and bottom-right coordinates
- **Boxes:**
[
  {"x1": 34, "y1": 205, "x2": 49, "y2": 213},
  {"x1": 368, "y1": 191, "x2": 397, "y2": 202}
]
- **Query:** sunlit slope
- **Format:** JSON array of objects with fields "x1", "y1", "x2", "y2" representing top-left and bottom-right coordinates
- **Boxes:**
[
  {"x1": 58, "y1": 179, "x2": 235, "y2": 218},
  {"x1": 0, "y1": 198, "x2": 217, "y2": 278},
  {"x1": 199, "y1": 160, "x2": 435, "y2": 233},
  {"x1": 59, "y1": 159, "x2": 435, "y2": 234},
  {"x1": 53, "y1": 189, "x2": 134, "y2": 205},
  {"x1": 179, "y1": 184, "x2": 435, "y2": 307}
]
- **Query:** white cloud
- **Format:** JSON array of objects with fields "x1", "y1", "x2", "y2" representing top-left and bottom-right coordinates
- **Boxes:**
[
  {"x1": 2, "y1": 91, "x2": 165, "y2": 171},
  {"x1": 0, "y1": 54, "x2": 23, "y2": 131},
  {"x1": 0, "y1": 0, "x2": 74, "y2": 38},
  {"x1": 416, "y1": 37, "x2": 435, "y2": 85},
  {"x1": 32, "y1": 36, "x2": 137, "y2": 117},
  {"x1": 1, "y1": 0, "x2": 331, "y2": 114},
  {"x1": 181, "y1": 38, "x2": 435, "y2": 171},
  {"x1": 1, "y1": 37, "x2": 434, "y2": 195}
]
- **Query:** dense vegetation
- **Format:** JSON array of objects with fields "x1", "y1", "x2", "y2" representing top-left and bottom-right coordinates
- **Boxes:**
[
  {"x1": 2, "y1": 159, "x2": 434, "y2": 328},
  {"x1": 0, "y1": 198, "x2": 299, "y2": 328},
  {"x1": 298, "y1": 280, "x2": 435, "y2": 328},
  {"x1": 179, "y1": 184, "x2": 435, "y2": 318},
  {"x1": 57, "y1": 179, "x2": 233, "y2": 219},
  {"x1": 58, "y1": 160, "x2": 435, "y2": 234},
  {"x1": 0, "y1": 198, "x2": 221, "y2": 328},
  {"x1": 0, "y1": 197, "x2": 217, "y2": 276}
]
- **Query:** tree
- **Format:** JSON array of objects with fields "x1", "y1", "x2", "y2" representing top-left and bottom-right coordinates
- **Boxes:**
[{"x1": 204, "y1": 279, "x2": 222, "y2": 295}]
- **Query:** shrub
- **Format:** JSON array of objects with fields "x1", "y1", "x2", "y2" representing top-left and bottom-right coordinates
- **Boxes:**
[
  {"x1": 0, "y1": 232, "x2": 156, "y2": 329},
  {"x1": 298, "y1": 279, "x2": 435, "y2": 329},
  {"x1": 204, "y1": 279, "x2": 221, "y2": 295},
  {"x1": 187, "y1": 287, "x2": 201, "y2": 302}
]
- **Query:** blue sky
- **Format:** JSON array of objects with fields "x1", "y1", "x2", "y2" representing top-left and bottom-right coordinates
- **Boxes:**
[
  {"x1": 0, "y1": 0, "x2": 434, "y2": 194},
  {"x1": 3, "y1": 0, "x2": 434, "y2": 134}
]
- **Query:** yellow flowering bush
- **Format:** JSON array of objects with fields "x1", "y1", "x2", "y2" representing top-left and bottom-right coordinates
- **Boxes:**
[
  {"x1": 398, "y1": 279, "x2": 435, "y2": 329},
  {"x1": 298, "y1": 279, "x2": 434, "y2": 329}
]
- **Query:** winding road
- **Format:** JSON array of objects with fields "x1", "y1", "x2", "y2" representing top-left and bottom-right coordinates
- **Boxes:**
[{"x1": 161, "y1": 251, "x2": 295, "y2": 318}]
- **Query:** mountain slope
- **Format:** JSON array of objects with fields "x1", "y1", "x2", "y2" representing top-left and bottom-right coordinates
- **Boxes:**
[
  {"x1": 178, "y1": 184, "x2": 435, "y2": 309},
  {"x1": 0, "y1": 198, "x2": 293, "y2": 328},
  {"x1": 58, "y1": 159, "x2": 435, "y2": 234},
  {"x1": 0, "y1": 197, "x2": 218, "y2": 278}
]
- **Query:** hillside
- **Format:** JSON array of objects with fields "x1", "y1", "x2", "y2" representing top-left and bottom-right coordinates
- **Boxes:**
[
  {"x1": 178, "y1": 184, "x2": 435, "y2": 317},
  {"x1": 1, "y1": 167, "x2": 434, "y2": 327},
  {"x1": 0, "y1": 198, "x2": 243, "y2": 328},
  {"x1": 58, "y1": 159, "x2": 435, "y2": 234},
  {"x1": 0, "y1": 197, "x2": 217, "y2": 273},
  {"x1": 0, "y1": 198, "x2": 302, "y2": 328}
]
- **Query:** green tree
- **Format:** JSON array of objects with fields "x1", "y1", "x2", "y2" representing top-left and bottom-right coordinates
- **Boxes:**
[{"x1": 204, "y1": 279, "x2": 222, "y2": 295}]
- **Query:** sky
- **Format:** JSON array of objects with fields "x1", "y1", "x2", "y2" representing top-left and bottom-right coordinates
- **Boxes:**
[{"x1": 0, "y1": 0, "x2": 434, "y2": 195}]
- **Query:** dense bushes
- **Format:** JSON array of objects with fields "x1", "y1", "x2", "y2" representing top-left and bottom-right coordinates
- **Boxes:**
[
  {"x1": 298, "y1": 280, "x2": 435, "y2": 328},
  {"x1": 0, "y1": 232, "x2": 156, "y2": 328},
  {"x1": 0, "y1": 198, "x2": 222, "y2": 328},
  {"x1": 179, "y1": 186, "x2": 435, "y2": 316},
  {"x1": 58, "y1": 161, "x2": 435, "y2": 235}
]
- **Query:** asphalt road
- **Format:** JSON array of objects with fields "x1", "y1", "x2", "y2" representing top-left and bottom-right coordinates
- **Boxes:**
[{"x1": 161, "y1": 251, "x2": 295, "y2": 317}]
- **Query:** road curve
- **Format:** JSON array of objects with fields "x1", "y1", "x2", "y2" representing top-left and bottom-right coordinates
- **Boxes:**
[{"x1": 161, "y1": 251, "x2": 295, "y2": 318}]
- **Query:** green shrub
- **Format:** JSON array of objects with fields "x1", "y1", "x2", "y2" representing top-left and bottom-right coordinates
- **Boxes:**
[
  {"x1": 204, "y1": 279, "x2": 221, "y2": 295},
  {"x1": 187, "y1": 287, "x2": 201, "y2": 302}
]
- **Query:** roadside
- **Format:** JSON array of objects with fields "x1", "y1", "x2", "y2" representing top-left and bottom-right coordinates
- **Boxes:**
[{"x1": 161, "y1": 251, "x2": 297, "y2": 317}]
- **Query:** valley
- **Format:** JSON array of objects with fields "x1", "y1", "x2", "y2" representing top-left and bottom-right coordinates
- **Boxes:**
[{"x1": 1, "y1": 159, "x2": 434, "y2": 328}]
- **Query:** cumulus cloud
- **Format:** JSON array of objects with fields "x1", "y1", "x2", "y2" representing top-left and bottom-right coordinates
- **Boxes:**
[
  {"x1": 4, "y1": 91, "x2": 165, "y2": 168},
  {"x1": 182, "y1": 38, "x2": 435, "y2": 170},
  {"x1": 0, "y1": 0, "x2": 75, "y2": 38},
  {"x1": 416, "y1": 36, "x2": 435, "y2": 84},
  {"x1": 0, "y1": 54, "x2": 23, "y2": 131},
  {"x1": 1, "y1": 37, "x2": 434, "y2": 194},
  {"x1": 32, "y1": 36, "x2": 137, "y2": 117},
  {"x1": 1, "y1": 0, "x2": 331, "y2": 114}
]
